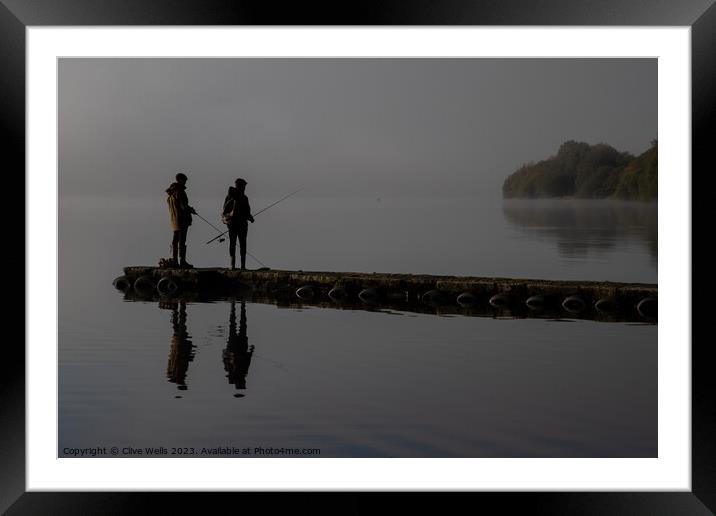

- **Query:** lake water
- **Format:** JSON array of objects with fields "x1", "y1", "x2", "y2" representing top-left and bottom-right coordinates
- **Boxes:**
[{"x1": 59, "y1": 195, "x2": 657, "y2": 457}]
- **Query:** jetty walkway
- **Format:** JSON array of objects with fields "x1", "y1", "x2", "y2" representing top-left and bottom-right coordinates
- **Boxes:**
[{"x1": 114, "y1": 267, "x2": 658, "y2": 322}]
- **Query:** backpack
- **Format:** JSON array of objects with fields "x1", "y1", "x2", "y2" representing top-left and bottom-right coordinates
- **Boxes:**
[{"x1": 222, "y1": 197, "x2": 235, "y2": 225}]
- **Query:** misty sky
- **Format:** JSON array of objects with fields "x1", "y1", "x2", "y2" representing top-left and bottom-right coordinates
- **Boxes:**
[{"x1": 58, "y1": 58, "x2": 656, "y2": 199}]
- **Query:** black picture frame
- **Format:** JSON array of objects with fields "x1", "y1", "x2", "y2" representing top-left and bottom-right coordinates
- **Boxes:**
[{"x1": 2, "y1": 1, "x2": 712, "y2": 513}]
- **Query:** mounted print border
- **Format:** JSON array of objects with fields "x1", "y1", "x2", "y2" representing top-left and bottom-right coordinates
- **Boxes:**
[{"x1": 2, "y1": 0, "x2": 713, "y2": 513}]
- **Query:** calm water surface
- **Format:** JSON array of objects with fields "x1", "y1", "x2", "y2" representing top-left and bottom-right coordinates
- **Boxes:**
[{"x1": 59, "y1": 195, "x2": 657, "y2": 457}]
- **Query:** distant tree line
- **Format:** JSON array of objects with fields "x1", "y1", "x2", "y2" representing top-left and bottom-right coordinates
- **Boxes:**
[{"x1": 502, "y1": 140, "x2": 657, "y2": 200}]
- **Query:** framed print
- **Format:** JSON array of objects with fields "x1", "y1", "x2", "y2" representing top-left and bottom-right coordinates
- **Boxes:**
[{"x1": 3, "y1": 0, "x2": 713, "y2": 513}]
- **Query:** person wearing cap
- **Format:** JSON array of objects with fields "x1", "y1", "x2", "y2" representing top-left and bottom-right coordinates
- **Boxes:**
[
  {"x1": 166, "y1": 172, "x2": 197, "y2": 268},
  {"x1": 222, "y1": 178, "x2": 254, "y2": 270}
]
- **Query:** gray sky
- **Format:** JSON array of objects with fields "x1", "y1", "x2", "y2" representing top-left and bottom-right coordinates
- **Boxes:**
[{"x1": 59, "y1": 58, "x2": 656, "y2": 199}]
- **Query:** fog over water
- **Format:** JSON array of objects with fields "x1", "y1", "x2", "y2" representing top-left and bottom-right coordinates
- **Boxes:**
[{"x1": 59, "y1": 58, "x2": 656, "y2": 200}]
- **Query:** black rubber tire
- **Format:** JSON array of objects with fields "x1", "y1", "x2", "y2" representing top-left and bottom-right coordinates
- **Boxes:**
[
  {"x1": 358, "y1": 288, "x2": 379, "y2": 304},
  {"x1": 526, "y1": 295, "x2": 545, "y2": 310},
  {"x1": 595, "y1": 298, "x2": 616, "y2": 313},
  {"x1": 456, "y1": 292, "x2": 477, "y2": 308},
  {"x1": 328, "y1": 287, "x2": 348, "y2": 302},
  {"x1": 296, "y1": 286, "x2": 315, "y2": 300},
  {"x1": 637, "y1": 297, "x2": 658, "y2": 319},
  {"x1": 113, "y1": 276, "x2": 131, "y2": 291},
  {"x1": 489, "y1": 293, "x2": 511, "y2": 308},
  {"x1": 562, "y1": 295, "x2": 586, "y2": 314},
  {"x1": 157, "y1": 276, "x2": 179, "y2": 295}
]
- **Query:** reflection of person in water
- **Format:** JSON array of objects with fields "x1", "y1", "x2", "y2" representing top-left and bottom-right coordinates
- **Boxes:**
[
  {"x1": 164, "y1": 301, "x2": 195, "y2": 390},
  {"x1": 222, "y1": 301, "x2": 255, "y2": 393}
]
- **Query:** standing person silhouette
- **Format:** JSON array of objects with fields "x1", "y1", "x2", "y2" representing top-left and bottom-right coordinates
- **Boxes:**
[
  {"x1": 166, "y1": 172, "x2": 197, "y2": 268},
  {"x1": 222, "y1": 178, "x2": 254, "y2": 270}
]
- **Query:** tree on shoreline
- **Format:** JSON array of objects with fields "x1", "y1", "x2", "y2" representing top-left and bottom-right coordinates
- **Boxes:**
[{"x1": 502, "y1": 140, "x2": 657, "y2": 200}]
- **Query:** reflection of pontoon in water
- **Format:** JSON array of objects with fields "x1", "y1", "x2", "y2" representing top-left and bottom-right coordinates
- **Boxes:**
[{"x1": 117, "y1": 267, "x2": 657, "y2": 323}]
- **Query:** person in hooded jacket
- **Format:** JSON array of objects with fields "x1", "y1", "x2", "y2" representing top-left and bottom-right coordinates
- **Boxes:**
[{"x1": 166, "y1": 172, "x2": 197, "y2": 268}]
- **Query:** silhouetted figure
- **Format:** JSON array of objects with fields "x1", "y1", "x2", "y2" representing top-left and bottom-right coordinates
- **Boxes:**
[
  {"x1": 222, "y1": 301, "x2": 254, "y2": 393},
  {"x1": 166, "y1": 172, "x2": 197, "y2": 268},
  {"x1": 165, "y1": 301, "x2": 195, "y2": 390},
  {"x1": 222, "y1": 178, "x2": 254, "y2": 270}
]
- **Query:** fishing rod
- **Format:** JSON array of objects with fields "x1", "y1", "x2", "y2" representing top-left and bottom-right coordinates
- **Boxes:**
[
  {"x1": 194, "y1": 212, "x2": 226, "y2": 240},
  {"x1": 253, "y1": 187, "x2": 305, "y2": 217},
  {"x1": 205, "y1": 187, "x2": 304, "y2": 245},
  {"x1": 194, "y1": 211, "x2": 268, "y2": 267},
  {"x1": 245, "y1": 252, "x2": 267, "y2": 268}
]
